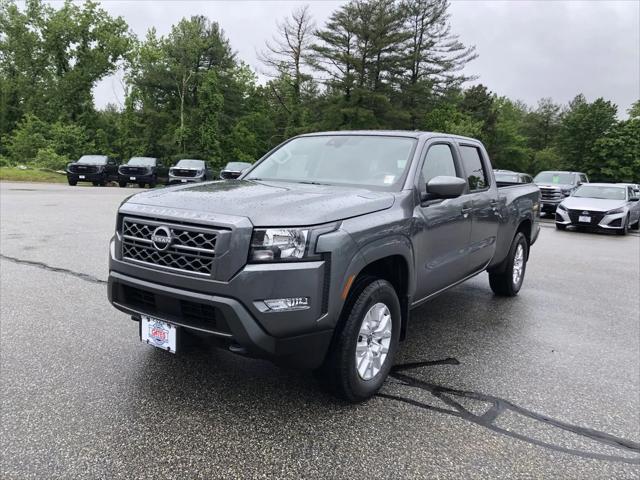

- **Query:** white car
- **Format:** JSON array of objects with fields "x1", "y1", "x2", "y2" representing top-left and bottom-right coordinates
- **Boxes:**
[{"x1": 555, "y1": 183, "x2": 640, "y2": 235}]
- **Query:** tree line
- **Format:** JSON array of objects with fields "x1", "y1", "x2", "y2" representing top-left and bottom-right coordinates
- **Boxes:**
[{"x1": 0, "y1": 0, "x2": 638, "y2": 181}]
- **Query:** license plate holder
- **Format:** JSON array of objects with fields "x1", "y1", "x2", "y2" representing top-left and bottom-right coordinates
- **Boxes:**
[
  {"x1": 130, "y1": 176, "x2": 136, "y2": 180},
  {"x1": 141, "y1": 315, "x2": 177, "y2": 353},
  {"x1": 579, "y1": 215, "x2": 591, "y2": 223},
  {"x1": 181, "y1": 179, "x2": 187, "y2": 183},
  {"x1": 79, "y1": 175, "x2": 85, "y2": 179}
]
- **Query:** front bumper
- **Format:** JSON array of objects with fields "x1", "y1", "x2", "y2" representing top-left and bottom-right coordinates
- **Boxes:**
[
  {"x1": 67, "y1": 172, "x2": 104, "y2": 182},
  {"x1": 540, "y1": 198, "x2": 565, "y2": 212},
  {"x1": 118, "y1": 173, "x2": 155, "y2": 184},
  {"x1": 555, "y1": 209, "x2": 627, "y2": 230},
  {"x1": 168, "y1": 175, "x2": 204, "y2": 184},
  {"x1": 108, "y1": 239, "x2": 334, "y2": 368}
]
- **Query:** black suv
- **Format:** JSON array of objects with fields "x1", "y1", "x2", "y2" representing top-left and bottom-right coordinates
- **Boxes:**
[
  {"x1": 67, "y1": 155, "x2": 118, "y2": 186},
  {"x1": 168, "y1": 159, "x2": 212, "y2": 185},
  {"x1": 118, "y1": 157, "x2": 163, "y2": 188}
]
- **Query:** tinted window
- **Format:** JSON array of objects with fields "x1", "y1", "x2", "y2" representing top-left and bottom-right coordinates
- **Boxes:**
[
  {"x1": 421, "y1": 144, "x2": 457, "y2": 183},
  {"x1": 459, "y1": 146, "x2": 488, "y2": 190}
]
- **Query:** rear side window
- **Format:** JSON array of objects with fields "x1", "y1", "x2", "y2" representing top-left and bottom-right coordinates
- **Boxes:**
[
  {"x1": 421, "y1": 144, "x2": 457, "y2": 183},
  {"x1": 579, "y1": 174, "x2": 588, "y2": 184},
  {"x1": 523, "y1": 175, "x2": 533, "y2": 183},
  {"x1": 459, "y1": 146, "x2": 488, "y2": 191}
]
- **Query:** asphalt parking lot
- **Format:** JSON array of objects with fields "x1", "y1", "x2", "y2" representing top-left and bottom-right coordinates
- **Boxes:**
[{"x1": 1, "y1": 182, "x2": 639, "y2": 479}]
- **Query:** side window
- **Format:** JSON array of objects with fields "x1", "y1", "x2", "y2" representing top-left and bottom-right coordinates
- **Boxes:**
[
  {"x1": 524, "y1": 175, "x2": 532, "y2": 183},
  {"x1": 580, "y1": 174, "x2": 588, "y2": 183},
  {"x1": 459, "y1": 145, "x2": 488, "y2": 191},
  {"x1": 629, "y1": 187, "x2": 634, "y2": 200},
  {"x1": 421, "y1": 144, "x2": 457, "y2": 184}
]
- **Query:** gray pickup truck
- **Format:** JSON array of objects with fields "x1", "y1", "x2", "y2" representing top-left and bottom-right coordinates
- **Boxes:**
[{"x1": 108, "y1": 131, "x2": 540, "y2": 402}]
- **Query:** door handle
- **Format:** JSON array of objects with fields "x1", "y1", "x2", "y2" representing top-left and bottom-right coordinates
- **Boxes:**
[{"x1": 461, "y1": 207, "x2": 472, "y2": 218}]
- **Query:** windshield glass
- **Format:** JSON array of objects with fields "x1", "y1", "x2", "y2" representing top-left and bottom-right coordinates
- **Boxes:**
[
  {"x1": 127, "y1": 157, "x2": 156, "y2": 166},
  {"x1": 245, "y1": 135, "x2": 417, "y2": 189},
  {"x1": 224, "y1": 162, "x2": 251, "y2": 171},
  {"x1": 572, "y1": 185, "x2": 626, "y2": 200},
  {"x1": 175, "y1": 159, "x2": 204, "y2": 169},
  {"x1": 495, "y1": 173, "x2": 520, "y2": 183},
  {"x1": 78, "y1": 155, "x2": 107, "y2": 165},
  {"x1": 534, "y1": 172, "x2": 574, "y2": 184}
]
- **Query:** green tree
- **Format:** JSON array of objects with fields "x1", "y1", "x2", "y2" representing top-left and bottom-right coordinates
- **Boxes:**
[
  {"x1": 557, "y1": 94, "x2": 617, "y2": 176},
  {"x1": 591, "y1": 117, "x2": 640, "y2": 182}
]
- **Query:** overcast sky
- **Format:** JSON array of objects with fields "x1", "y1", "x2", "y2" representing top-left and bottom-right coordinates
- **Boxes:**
[{"x1": 89, "y1": 0, "x2": 639, "y2": 116}]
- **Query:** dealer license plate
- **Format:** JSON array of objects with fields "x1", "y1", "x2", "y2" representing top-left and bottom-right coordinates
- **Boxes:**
[
  {"x1": 130, "y1": 176, "x2": 136, "y2": 180},
  {"x1": 141, "y1": 315, "x2": 177, "y2": 353},
  {"x1": 79, "y1": 175, "x2": 85, "y2": 179},
  {"x1": 578, "y1": 215, "x2": 591, "y2": 223}
]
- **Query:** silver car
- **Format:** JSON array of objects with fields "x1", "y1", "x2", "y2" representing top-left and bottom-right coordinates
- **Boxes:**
[{"x1": 555, "y1": 183, "x2": 640, "y2": 235}]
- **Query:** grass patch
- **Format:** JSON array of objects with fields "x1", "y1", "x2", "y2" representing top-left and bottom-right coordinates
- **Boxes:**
[{"x1": 0, "y1": 167, "x2": 68, "y2": 183}]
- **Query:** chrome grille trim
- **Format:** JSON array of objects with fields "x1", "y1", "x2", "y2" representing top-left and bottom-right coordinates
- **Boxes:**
[{"x1": 121, "y1": 217, "x2": 219, "y2": 275}]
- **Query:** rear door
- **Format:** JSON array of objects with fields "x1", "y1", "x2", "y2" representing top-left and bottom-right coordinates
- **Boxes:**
[
  {"x1": 412, "y1": 139, "x2": 474, "y2": 301},
  {"x1": 457, "y1": 143, "x2": 500, "y2": 272}
]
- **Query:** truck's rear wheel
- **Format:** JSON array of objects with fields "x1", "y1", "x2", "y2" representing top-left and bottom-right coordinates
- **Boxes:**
[
  {"x1": 489, "y1": 231, "x2": 528, "y2": 297},
  {"x1": 319, "y1": 277, "x2": 400, "y2": 402},
  {"x1": 67, "y1": 179, "x2": 77, "y2": 186},
  {"x1": 118, "y1": 181, "x2": 127, "y2": 188}
]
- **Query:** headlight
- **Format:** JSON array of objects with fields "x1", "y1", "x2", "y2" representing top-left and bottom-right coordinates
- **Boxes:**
[
  {"x1": 557, "y1": 204, "x2": 567, "y2": 211},
  {"x1": 250, "y1": 228, "x2": 309, "y2": 262},
  {"x1": 606, "y1": 207, "x2": 625, "y2": 215}
]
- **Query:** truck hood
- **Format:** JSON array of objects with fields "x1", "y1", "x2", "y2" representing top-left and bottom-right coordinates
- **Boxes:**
[
  {"x1": 561, "y1": 197, "x2": 626, "y2": 212},
  {"x1": 124, "y1": 180, "x2": 395, "y2": 226}
]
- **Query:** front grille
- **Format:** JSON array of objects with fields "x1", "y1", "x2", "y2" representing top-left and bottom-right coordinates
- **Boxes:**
[
  {"x1": 121, "y1": 217, "x2": 218, "y2": 275},
  {"x1": 119, "y1": 284, "x2": 231, "y2": 335},
  {"x1": 69, "y1": 164, "x2": 99, "y2": 174},
  {"x1": 539, "y1": 187, "x2": 563, "y2": 201},
  {"x1": 172, "y1": 169, "x2": 198, "y2": 178},
  {"x1": 568, "y1": 209, "x2": 606, "y2": 225},
  {"x1": 120, "y1": 166, "x2": 148, "y2": 175}
]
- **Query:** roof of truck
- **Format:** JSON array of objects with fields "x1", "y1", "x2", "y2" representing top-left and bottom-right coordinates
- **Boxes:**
[{"x1": 298, "y1": 130, "x2": 481, "y2": 142}]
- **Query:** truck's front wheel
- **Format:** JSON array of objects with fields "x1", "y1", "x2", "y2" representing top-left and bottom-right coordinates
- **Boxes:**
[
  {"x1": 319, "y1": 277, "x2": 400, "y2": 402},
  {"x1": 489, "y1": 231, "x2": 528, "y2": 296}
]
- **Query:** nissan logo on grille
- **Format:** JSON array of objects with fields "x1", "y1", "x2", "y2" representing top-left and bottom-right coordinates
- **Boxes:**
[{"x1": 151, "y1": 226, "x2": 173, "y2": 251}]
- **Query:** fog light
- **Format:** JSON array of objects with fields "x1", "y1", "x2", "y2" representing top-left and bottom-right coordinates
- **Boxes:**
[{"x1": 263, "y1": 297, "x2": 310, "y2": 311}]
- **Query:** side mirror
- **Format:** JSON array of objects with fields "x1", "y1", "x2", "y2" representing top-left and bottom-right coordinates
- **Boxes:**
[{"x1": 424, "y1": 176, "x2": 466, "y2": 201}]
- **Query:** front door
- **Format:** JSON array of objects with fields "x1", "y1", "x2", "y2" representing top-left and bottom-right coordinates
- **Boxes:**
[{"x1": 412, "y1": 141, "x2": 473, "y2": 301}]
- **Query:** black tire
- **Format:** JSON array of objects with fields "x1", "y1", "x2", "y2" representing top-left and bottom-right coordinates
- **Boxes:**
[
  {"x1": 555, "y1": 223, "x2": 566, "y2": 231},
  {"x1": 631, "y1": 218, "x2": 640, "y2": 230},
  {"x1": 149, "y1": 177, "x2": 157, "y2": 188},
  {"x1": 67, "y1": 179, "x2": 77, "y2": 186},
  {"x1": 118, "y1": 181, "x2": 127, "y2": 188},
  {"x1": 138, "y1": 182, "x2": 146, "y2": 188},
  {"x1": 318, "y1": 276, "x2": 401, "y2": 403},
  {"x1": 616, "y1": 215, "x2": 629, "y2": 236},
  {"x1": 489, "y1": 231, "x2": 529, "y2": 297}
]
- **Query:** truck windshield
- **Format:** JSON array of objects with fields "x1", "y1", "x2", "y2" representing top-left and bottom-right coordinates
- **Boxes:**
[
  {"x1": 78, "y1": 155, "x2": 108, "y2": 165},
  {"x1": 572, "y1": 185, "x2": 626, "y2": 200},
  {"x1": 245, "y1": 135, "x2": 417, "y2": 190},
  {"x1": 176, "y1": 160, "x2": 204, "y2": 169},
  {"x1": 534, "y1": 172, "x2": 573, "y2": 184},
  {"x1": 128, "y1": 157, "x2": 156, "y2": 166}
]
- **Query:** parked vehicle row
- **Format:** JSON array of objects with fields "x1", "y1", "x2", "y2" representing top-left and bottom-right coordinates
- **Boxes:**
[
  {"x1": 533, "y1": 170, "x2": 589, "y2": 214},
  {"x1": 66, "y1": 156, "x2": 249, "y2": 187}
]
